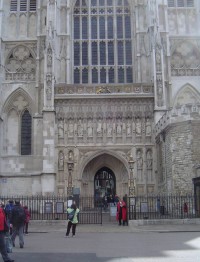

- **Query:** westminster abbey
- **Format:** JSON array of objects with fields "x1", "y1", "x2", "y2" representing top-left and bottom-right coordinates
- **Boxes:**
[{"x1": 0, "y1": 0, "x2": 200, "y2": 198}]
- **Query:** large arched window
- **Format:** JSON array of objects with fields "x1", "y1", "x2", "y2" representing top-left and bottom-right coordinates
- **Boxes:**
[
  {"x1": 73, "y1": 0, "x2": 133, "y2": 84},
  {"x1": 21, "y1": 109, "x2": 32, "y2": 155}
]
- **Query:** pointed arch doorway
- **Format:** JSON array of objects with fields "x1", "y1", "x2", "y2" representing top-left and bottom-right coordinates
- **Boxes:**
[{"x1": 94, "y1": 167, "x2": 116, "y2": 202}]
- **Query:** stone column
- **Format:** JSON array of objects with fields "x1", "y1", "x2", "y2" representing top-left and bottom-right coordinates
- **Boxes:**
[{"x1": 41, "y1": 0, "x2": 57, "y2": 195}]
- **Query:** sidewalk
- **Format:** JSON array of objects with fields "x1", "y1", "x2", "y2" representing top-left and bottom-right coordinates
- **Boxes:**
[{"x1": 28, "y1": 219, "x2": 200, "y2": 234}]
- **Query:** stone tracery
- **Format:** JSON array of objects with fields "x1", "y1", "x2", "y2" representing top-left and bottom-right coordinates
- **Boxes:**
[{"x1": 5, "y1": 45, "x2": 36, "y2": 81}]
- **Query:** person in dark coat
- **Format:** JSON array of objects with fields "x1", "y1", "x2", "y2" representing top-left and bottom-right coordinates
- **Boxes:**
[
  {"x1": 116, "y1": 199, "x2": 127, "y2": 226},
  {"x1": 10, "y1": 200, "x2": 26, "y2": 248},
  {"x1": 4, "y1": 200, "x2": 14, "y2": 235}
]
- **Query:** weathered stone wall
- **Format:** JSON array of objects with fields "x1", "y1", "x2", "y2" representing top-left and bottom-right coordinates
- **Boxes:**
[{"x1": 157, "y1": 121, "x2": 200, "y2": 194}]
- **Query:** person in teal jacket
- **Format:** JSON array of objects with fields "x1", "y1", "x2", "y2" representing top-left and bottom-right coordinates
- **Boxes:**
[{"x1": 66, "y1": 204, "x2": 80, "y2": 237}]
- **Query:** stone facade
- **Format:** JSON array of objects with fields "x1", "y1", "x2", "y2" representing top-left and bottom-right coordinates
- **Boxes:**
[{"x1": 0, "y1": 0, "x2": 200, "y2": 197}]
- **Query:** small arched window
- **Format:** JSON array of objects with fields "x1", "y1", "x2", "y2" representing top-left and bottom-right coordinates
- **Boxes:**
[{"x1": 21, "y1": 109, "x2": 32, "y2": 155}]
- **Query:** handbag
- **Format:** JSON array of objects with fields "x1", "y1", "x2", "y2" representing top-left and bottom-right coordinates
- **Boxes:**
[{"x1": 5, "y1": 233, "x2": 13, "y2": 253}]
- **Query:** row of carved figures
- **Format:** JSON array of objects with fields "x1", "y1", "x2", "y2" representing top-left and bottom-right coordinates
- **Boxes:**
[{"x1": 57, "y1": 117, "x2": 152, "y2": 138}]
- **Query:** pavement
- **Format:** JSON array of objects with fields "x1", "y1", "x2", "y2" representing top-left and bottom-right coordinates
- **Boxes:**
[
  {"x1": 3, "y1": 221, "x2": 200, "y2": 262},
  {"x1": 28, "y1": 219, "x2": 200, "y2": 233}
]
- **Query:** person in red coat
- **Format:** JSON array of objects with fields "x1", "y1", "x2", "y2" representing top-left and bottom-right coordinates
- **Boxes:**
[
  {"x1": 116, "y1": 199, "x2": 127, "y2": 226},
  {"x1": 23, "y1": 206, "x2": 31, "y2": 235},
  {"x1": 0, "y1": 203, "x2": 14, "y2": 262}
]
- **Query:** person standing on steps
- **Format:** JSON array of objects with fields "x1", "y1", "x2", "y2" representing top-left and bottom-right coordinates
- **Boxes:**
[
  {"x1": 116, "y1": 198, "x2": 127, "y2": 226},
  {"x1": 65, "y1": 203, "x2": 80, "y2": 237},
  {"x1": 10, "y1": 200, "x2": 26, "y2": 248}
]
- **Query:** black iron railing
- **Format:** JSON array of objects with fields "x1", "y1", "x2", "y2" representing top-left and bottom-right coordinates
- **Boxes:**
[
  {"x1": 1, "y1": 194, "x2": 199, "y2": 222},
  {"x1": 128, "y1": 194, "x2": 199, "y2": 220},
  {"x1": 0, "y1": 195, "x2": 102, "y2": 224}
]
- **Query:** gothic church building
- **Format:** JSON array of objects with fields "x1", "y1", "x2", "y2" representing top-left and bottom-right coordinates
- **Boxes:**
[{"x1": 0, "y1": 0, "x2": 200, "y2": 197}]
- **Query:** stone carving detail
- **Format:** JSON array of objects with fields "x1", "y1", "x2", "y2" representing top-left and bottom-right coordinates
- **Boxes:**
[
  {"x1": 46, "y1": 73, "x2": 52, "y2": 100},
  {"x1": 47, "y1": 45, "x2": 53, "y2": 67},
  {"x1": 55, "y1": 100, "x2": 154, "y2": 143},
  {"x1": 5, "y1": 45, "x2": 36, "y2": 81},
  {"x1": 136, "y1": 118, "x2": 142, "y2": 136},
  {"x1": 171, "y1": 41, "x2": 200, "y2": 76},
  {"x1": 146, "y1": 149, "x2": 153, "y2": 182},
  {"x1": 77, "y1": 119, "x2": 84, "y2": 137},
  {"x1": 68, "y1": 119, "x2": 74, "y2": 137},
  {"x1": 116, "y1": 119, "x2": 122, "y2": 136},
  {"x1": 155, "y1": 45, "x2": 164, "y2": 107},
  {"x1": 13, "y1": 96, "x2": 28, "y2": 112},
  {"x1": 145, "y1": 117, "x2": 152, "y2": 136},
  {"x1": 58, "y1": 119, "x2": 64, "y2": 139},
  {"x1": 97, "y1": 119, "x2": 103, "y2": 136},
  {"x1": 87, "y1": 119, "x2": 93, "y2": 137},
  {"x1": 68, "y1": 150, "x2": 74, "y2": 161},
  {"x1": 126, "y1": 119, "x2": 132, "y2": 136},
  {"x1": 58, "y1": 151, "x2": 64, "y2": 171},
  {"x1": 137, "y1": 149, "x2": 143, "y2": 182}
]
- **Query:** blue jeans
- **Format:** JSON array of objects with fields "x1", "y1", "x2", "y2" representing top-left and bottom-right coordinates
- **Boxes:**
[
  {"x1": 0, "y1": 231, "x2": 12, "y2": 261},
  {"x1": 11, "y1": 224, "x2": 24, "y2": 247}
]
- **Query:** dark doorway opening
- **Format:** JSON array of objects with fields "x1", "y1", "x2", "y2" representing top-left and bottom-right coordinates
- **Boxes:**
[
  {"x1": 94, "y1": 167, "x2": 116, "y2": 205},
  {"x1": 193, "y1": 177, "x2": 200, "y2": 216}
]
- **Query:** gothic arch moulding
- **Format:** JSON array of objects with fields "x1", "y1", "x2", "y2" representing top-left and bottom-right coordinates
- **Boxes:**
[
  {"x1": 79, "y1": 149, "x2": 130, "y2": 179},
  {"x1": 2, "y1": 87, "x2": 36, "y2": 116},
  {"x1": 172, "y1": 84, "x2": 200, "y2": 108},
  {"x1": 81, "y1": 151, "x2": 129, "y2": 197}
]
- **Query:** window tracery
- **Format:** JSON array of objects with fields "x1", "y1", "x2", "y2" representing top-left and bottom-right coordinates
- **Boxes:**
[{"x1": 73, "y1": 0, "x2": 133, "y2": 84}]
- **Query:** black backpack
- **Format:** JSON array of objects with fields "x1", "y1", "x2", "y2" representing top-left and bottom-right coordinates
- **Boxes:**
[{"x1": 13, "y1": 206, "x2": 26, "y2": 225}]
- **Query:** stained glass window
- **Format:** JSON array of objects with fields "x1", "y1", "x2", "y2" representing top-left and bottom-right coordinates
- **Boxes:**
[
  {"x1": 73, "y1": 0, "x2": 133, "y2": 84},
  {"x1": 92, "y1": 42, "x2": 98, "y2": 65},
  {"x1": 92, "y1": 68, "x2": 98, "y2": 83},
  {"x1": 74, "y1": 42, "x2": 80, "y2": 66},
  {"x1": 82, "y1": 68, "x2": 88, "y2": 83},
  {"x1": 82, "y1": 42, "x2": 88, "y2": 65},
  {"x1": 21, "y1": 110, "x2": 32, "y2": 155},
  {"x1": 82, "y1": 17, "x2": 88, "y2": 39}
]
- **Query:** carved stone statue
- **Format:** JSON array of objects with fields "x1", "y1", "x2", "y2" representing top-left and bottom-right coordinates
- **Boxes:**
[
  {"x1": 97, "y1": 119, "x2": 103, "y2": 136},
  {"x1": 146, "y1": 150, "x2": 153, "y2": 182},
  {"x1": 77, "y1": 119, "x2": 83, "y2": 137},
  {"x1": 58, "y1": 119, "x2": 64, "y2": 138},
  {"x1": 116, "y1": 119, "x2": 122, "y2": 135},
  {"x1": 126, "y1": 119, "x2": 132, "y2": 136},
  {"x1": 68, "y1": 119, "x2": 74, "y2": 137},
  {"x1": 136, "y1": 118, "x2": 142, "y2": 136},
  {"x1": 145, "y1": 118, "x2": 152, "y2": 136},
  {"x1": 137, "y1": 149, "x2": 143, "y2": 181},
  {"x1": 68, "y1": 150, "x2": 74, "y2": 161},
  {"x1": 87, "y1": 120, "x2": 93, "y2": 137},
  {"x1": 107, "y1": 120, "x2": 113, "y2": 136},
  {"x1": 58, "y1": 151, "x2": 64, "y2": 170}
]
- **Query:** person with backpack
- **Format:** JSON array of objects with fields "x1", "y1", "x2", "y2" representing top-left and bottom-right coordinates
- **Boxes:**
[
  {"x1": 4, "y1": 200, "x2": 14, "y2": 235},
  {"x1": 65, "y1": 203, "x2": 80, "y2": 237},
  {"x1": 10, "y1": 200, "x2": 26, "y2": 249},
  {"x1": 0, "y1": 203, "x2": 14, "y2": 262}
]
